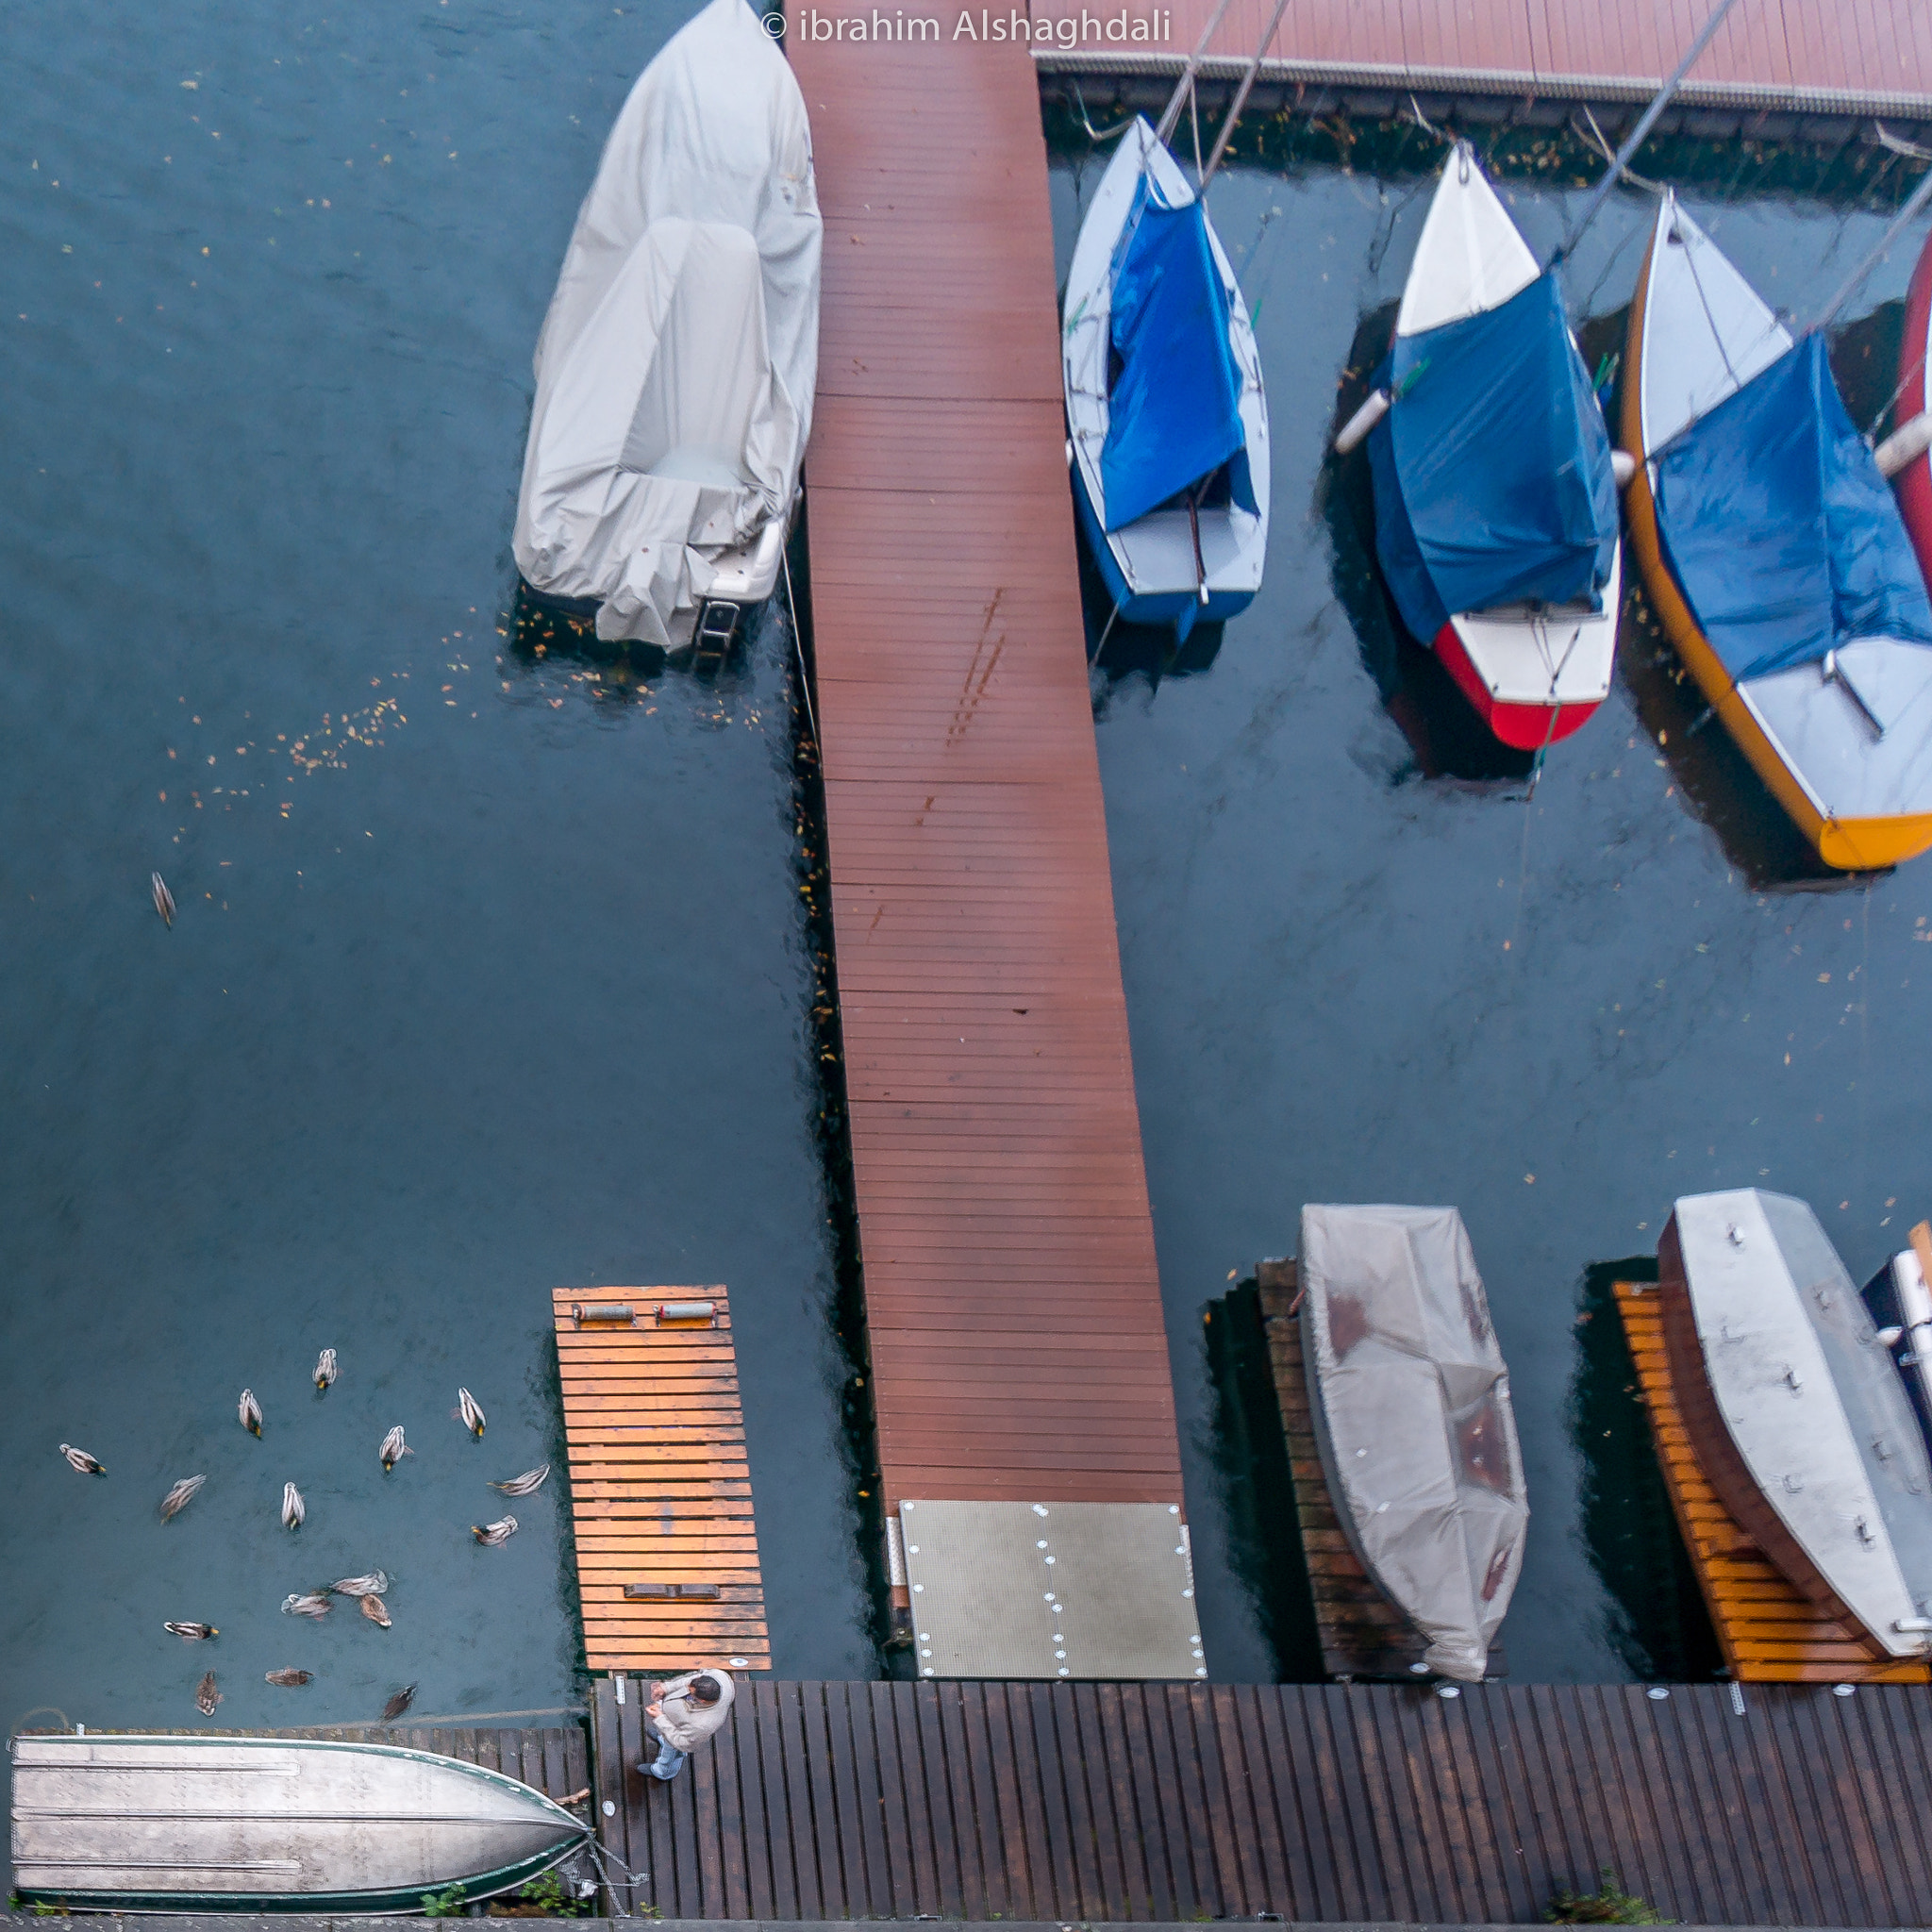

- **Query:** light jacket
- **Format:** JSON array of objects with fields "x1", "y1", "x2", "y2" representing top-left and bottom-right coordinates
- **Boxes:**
[{"x1": 652, "y1": 1668, "x2": 735, "y2": 1751}]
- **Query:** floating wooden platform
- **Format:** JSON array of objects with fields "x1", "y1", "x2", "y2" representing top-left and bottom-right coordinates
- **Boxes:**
[
  {"x1": 553, "y1": 1288, "x2": 769, "y2": 1675},
  {"x1": 1255, "y1": 1259, "x2": 1502, "y2": 1681},
  {"x1": 1031, "y1": 0, "x2": 1932, "y2": 125},
  {"x1": 787, "y1": 37, "x2": 1184, "y2": 1520},
  {"x1": 590, "y1": 1674, "x2": 1932, "y2": 1924},
  {"x1": 1613, "y1": 1280, "x2": 1928, "y2": 1686}
]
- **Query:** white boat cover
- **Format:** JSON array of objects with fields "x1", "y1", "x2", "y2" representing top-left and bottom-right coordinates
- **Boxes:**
[
  {"x1": 1299, "y1": 1205, "x2": 1527, "y2": 1682},
  {"x1": 10, "y1": 1733, "x2": 588, "y2": 1908},
  {"x1": 513, "y1": 0, "x2": 821, "y2": 644},
  {"x1": 1667, "y1": 1190, "x2": 1932, "y2": 1657}
]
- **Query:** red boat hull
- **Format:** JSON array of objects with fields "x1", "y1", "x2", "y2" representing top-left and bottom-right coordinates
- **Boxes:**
[
  {"x1": 1900, "y1": 225, "x2": 1932, "y2": 591},
  {"x1": 1432, "y1": 620, "x2": 1603, "y2": 750}
]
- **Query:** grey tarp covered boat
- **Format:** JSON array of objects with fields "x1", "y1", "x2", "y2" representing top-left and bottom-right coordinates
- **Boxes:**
[
  {"x1": 1299, "y1": 1205, "x2": 1527, "y2": 1681},
  {"x1": 10, "y1": 1732, "x2": 590, "y2": 1913},
  {"x1": 1660, "y1": 1189, "x2": 1932, "y2": 1657}
]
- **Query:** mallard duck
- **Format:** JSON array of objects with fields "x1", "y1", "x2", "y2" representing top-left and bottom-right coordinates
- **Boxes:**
[
  {"x1": 329, "y1": 1571, "x2": 388, "y2": 1598},
  {"x1": 195, "y1": 1671, "x2": 221, "y2": 1716},
  {"x1": 471, "y1": 1515, "x2": 517, "y2": 1547},
  {"x1": 239, "y1": 1389, "x2": 263, "y2": 1437},
  {"x1": 490, "y1": 1465, "x2": 549, "y2": 1496},
  {"x1": 381, "y1": 1684, "x2": 416, "y2": 1723},
  {"x1": 455, "y1": 1388, "x2": 485, "y2": 1438},
  {"x1": 281, "y1": 1591, "x2": 333, "y2": 1619},
  {"x1": 164, "y1": 1621, "x2": 218, "y2": 1641},
  {"x1": 360, "y1": 1594, "x2": 392, "y2": 1628},
  {"x1": 265, "y1": 1668, "x2": 312, "y2": 1687},
  {"x1": 379, "y1": 1425, "x2": 411, "y2": 1472},
  {"x1": 152, "y1": 873, "x2": 176, "y2": 927},
  {"x1": 313, "y1": 1348, "x2": 338, "y2": 1391},
  {"x1": 59, "y1": 1443, "x2": 106, "y2": 1476},
  {"x1": 159, "y1": 1474, "x2": 206, "y2": 1521},
  {"x1": 280, "y1": 1482, "x2": 305, "y2": 1529}
]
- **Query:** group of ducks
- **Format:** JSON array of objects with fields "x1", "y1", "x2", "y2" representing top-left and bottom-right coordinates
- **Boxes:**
[{"x1": 58, "y1": 1348, "x2": 552, "y2": 1719}]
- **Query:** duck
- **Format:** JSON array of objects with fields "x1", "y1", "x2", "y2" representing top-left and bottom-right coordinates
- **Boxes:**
[
  {"x1": 159, "y1": 1474, "x2": 206, "y2": 1522},
  {"x1": 195, "y1": 1671, "x2": 221, "y2": 1716},
  {"x1": 490, "y1": 1465, "x2": 549, "y2": 1496},
  {"x1": 329, "y1": 1571, "x2": 388, "y2": 1598},
  {"x1": 239, "y1": 1389, "x2": 263, "y2": 1438},
  {"x1": 381, "y1": 1684, "x2": 416, "y2": 1723},
  {"x1": 281, "y1": 1591, "x2": 333, "y2": 1619},
  {"x1": 59, "y1": 1444, "x2": 106, "y2": 1476},
  {"x1": 360, "y1": 1594, "x2": 392, "y2": 1628},
  {"x1": 471, "y1": 1515, "x2": 517, "y2": 1547},
  {"x1": 379, "y1": 1426, "x2": 411, "y2": 1472},
  {"x1": 455, "y1": 1388, "x2": 485, "y2": 1438},
  {"x1": 280, "y1": 1482, "x2": 305, "y2": 1530},
  {"x1": 163, "y1": 1622, "x2": 218, "y2": 1641},
  {"x1": 265, "y1": 1668, "x2": 312, "y2": 1687},
  {"x1": 313, "y1": 1349, "x2": 338, "y2": 1391},
  {"x1": 152, "y1": 873, "x2": 175, "y2": 927}
]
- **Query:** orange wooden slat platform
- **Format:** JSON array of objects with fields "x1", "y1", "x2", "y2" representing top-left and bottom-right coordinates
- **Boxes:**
[
  {"x1": 1031, "y1": 0, "x2": 1932, "y2": 117},
  {"x1": 553, "y1": 1287, "x2": 770, "y2": 1674},
  {"x1": 1613, "y1": 1281, "x2": 1928, "y2": 1685},
  {"x1": 789, "y1": 37, "x2": 1185, "y2": 1514}
]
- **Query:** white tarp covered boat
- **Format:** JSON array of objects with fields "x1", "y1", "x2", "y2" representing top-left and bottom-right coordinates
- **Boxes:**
[
  {"x1": 1298, "y1": 1204, "x2": 1527, "y2": 1682},
  {"x1": 1660, "y1": 1189, "x2": 1932, "y2": 1657},
  {"x1": 1061, "y1": 116, "x2": 1269, "y2": 640},
  {"x1": 513, "y1": 0, "x2": 821, "y2": 648},
  {"x1": 10, "y1": 1731, "x2": 590, "y2": 1913}
]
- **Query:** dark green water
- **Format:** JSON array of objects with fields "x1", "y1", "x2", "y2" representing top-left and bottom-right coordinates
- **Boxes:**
[
  {"x1": 0, "y1": 0, "x2": 874, "y2": 1784},
  {"x1": 1049, "y1": 142, "x2": 1932, "y2": 1684}
]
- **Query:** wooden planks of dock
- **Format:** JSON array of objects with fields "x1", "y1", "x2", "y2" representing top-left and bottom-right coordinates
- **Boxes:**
[
  {"x1": 1254, "y1": 1259, "x2": 1501, "y2": 1681},
  {"x1": 1030, "y1": 0, "x2": 1932, "y2": 117},
  {"x1": 553, "y1": 1288, "x2": 768, "y2": 1675},
  {"x1": 787, "y1": 35, "x2": 1184, "y2": 1516},
  {"x1": 1614, "y1": 1280, "x2": 1928, "y2": 1685},
  {"x1": 590, "y1": 1674, "x2": 1932, "y2": 1924}
]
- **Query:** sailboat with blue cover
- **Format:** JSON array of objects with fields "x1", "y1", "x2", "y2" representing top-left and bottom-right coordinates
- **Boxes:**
[
  {"x1": 1348, "y1": 143, "x2": 1623, "y2": 750},
  {"x1": 1061, "y1": 117, "x2": 1269, "y2": 640},
  {"x1": 1622, "y1": 192, "x2": 1932, "y2": 871}
]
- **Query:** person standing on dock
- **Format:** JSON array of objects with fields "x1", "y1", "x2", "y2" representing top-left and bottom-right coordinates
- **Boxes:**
[{"x1": 638, "y1": 1667, "x2": 734, "y2": 1782}]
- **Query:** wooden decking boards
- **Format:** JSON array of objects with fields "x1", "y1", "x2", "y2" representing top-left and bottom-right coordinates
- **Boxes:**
[
  {"x1": 1255, "y1": 1258, "x2": 1504, "y2": 1681},
  {"x1": 787, "y1": 34, "x2": 1185, "y2": 1515},
  {"x1": 1614, "y1": 1280, "x2": 1929, "y2": 1685},
  {"x1": 554, "y1": 1288, "x2": 769, "y2": 1674},
  {"x1": 1029, "y1": 0, "x2": 1932, "y2": 116},
  {"x1": 590, "y1": 1674, "x2": 1932, "y2": 1923}
]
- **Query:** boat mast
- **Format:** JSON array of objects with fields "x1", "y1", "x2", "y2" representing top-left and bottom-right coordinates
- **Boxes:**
[
  {"x1": 1813, "y1": 165, "x2": 1932, "y2": 330},
  {"x1": 1549, "y1": 0, "x2": 1744, "y2": 266},
  {"x1": 1154, "y1": 0, "x2": 1237, "y2": 147},
  {"x1": 1200, "y1": 0, "x2": 1293, "y2": 187}
]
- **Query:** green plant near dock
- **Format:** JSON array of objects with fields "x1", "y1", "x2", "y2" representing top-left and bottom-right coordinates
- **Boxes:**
[
  {"x1": 423, "y1": 1881, "x2": 469, "y2": 1916},
  {"x1": 1546, "y1": 1869, "x2": 1671, "y2": 1924}
]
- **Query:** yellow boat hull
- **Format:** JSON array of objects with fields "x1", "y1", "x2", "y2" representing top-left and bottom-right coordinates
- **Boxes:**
[{"x1": 1621, "y1": 242, "x2": 1932, "y2": 873}]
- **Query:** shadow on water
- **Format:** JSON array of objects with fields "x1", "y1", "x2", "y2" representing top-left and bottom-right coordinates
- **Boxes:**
[
  {"x1": 1321, "y1": 300, "x2": 1536, "y2": 786},
  {"x1": 1075, "y1": 509, "x2": 1228, "y2": 709},
  {"x1": 1203, "y1": 1281, "x2": 1321, "y2": 1682},
  {"x1": 1569, "y1": 1258, "x2": 1724, "y2": 1682}
]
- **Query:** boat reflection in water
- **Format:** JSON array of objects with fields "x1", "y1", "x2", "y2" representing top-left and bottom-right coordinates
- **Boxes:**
[
  {"x1": 9, "y1": 1732, "x2": 590, "y2": 1914},
  {"x1": 1659, "y1": 1189, "x2": 1932, "y2": 1659}
]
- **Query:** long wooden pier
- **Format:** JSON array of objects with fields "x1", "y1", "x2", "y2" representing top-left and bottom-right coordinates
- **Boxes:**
[
  {"x1": 1033, "y1": 0, "x2": 1932, "y2": 129},
  {"x1": 591, "y1": 1674, "x2": 1932, "y2": 1923},
  {"x1": 788, "y1": 27, "x2": 1186, "y2": 1647}
]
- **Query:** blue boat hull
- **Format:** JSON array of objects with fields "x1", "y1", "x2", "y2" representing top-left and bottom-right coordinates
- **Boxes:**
[{"x1": 1072, "y1": 462, "x2": 1256, "y2": 634}]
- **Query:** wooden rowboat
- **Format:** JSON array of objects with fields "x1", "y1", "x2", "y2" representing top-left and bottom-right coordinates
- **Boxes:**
[
  {"x1": 10, "y1": 1732, "x2": 589, "y2": 1913},
  {"x1": 1659, "y1": 1189, "x2": 1932, "y2": 1659},
  {"x1": 1298, "y1": 1204, "x2": 1527, "y2": 1682},
  {"x1": 1622, "y1": 193, "x2": 1932, "y2": 871}
]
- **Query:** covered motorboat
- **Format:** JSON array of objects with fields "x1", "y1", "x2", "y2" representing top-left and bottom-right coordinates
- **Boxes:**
[
  {"x1": 1298, "y1": 1204, "x2": 1527, "y2": 1682},
  {"x1": 1658, "y1": 1189, "x2": 1932, "y2": 1659},
  {"x1": 513, "y1": 0, "x2": 822, "y2": 649},
  {"x1": 1357, "y1": 142, "x2": 1622, "y2": 750},
  {"x1": 1623, "y1": 193, "x2": 1932, "y2": 870},
  {"x1": 1062, "y1": 117, "x2": 1269, "y2": 640},
  {"x1": 10, "y1": 1731, "x2": 590, "y2": 1912}
]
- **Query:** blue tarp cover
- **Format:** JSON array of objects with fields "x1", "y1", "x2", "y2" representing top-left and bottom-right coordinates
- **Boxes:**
[
  {"x1": 1654, "y1": 332, "x2": 1932, "y2": 683},
  {"x1": 1100, "y1": 176, "x2": 1254, "y2": 533},
  {"x1": 1369, "y1": 270, "x2": 1617, "y2": 643}
]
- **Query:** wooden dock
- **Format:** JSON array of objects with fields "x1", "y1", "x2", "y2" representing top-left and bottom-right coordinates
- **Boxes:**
[
  {"x1": 1254, "y1": 1259, "x2": 1502, "y2": 1681},
  {"x1": 1031, "y1": 0, "x2": 1932, "y2": 127},
  {"x1": 1613, "y1": 1281, "x2": 1928, "y2": 1686},
  {"x1": 553, "y1": 1288, "x2": 768, "y2": 1675},
  {"x1": 787, "y1": 39, "x2": 1184, "y2": 1523},
  {"x1": 591, "y1": 1674, "x2": 1932, "y2": 1924}
]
